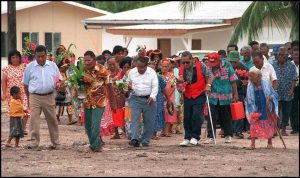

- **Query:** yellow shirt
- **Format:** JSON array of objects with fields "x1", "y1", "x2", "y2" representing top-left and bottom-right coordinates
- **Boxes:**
[{"x1": 8, "y1": 99, "x2": 24, "y2": 117}]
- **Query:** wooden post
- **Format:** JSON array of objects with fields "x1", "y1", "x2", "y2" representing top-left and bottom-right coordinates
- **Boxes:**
[{"x1": 7, "y1": 1, "x2": 17, "y2": 52}]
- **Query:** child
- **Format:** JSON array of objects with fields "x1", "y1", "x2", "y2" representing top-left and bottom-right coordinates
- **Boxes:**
[{"x1": 6, "y1": 86, "x2": 28, "y2": 147}]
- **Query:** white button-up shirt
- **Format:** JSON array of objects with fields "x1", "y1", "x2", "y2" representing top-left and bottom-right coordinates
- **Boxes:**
[
  {"x1": 250, "y1": 62, "x2": 277, "y2": 83},
  {"x1": 127, "y1": 67, "x2": 158, "y2": 101}
]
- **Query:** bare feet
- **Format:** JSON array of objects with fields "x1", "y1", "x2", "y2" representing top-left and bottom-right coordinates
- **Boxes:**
[
  {"x1": 246, "y1": 145, "x2": 255, "y2": 150},
  {"x1": 266, "y1": 144, "x2": 273, "y2": 149}
]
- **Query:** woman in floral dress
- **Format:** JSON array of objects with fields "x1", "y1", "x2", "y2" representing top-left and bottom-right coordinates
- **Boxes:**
[
  {"x1": 2, "y1": 50, "x2": 29, "y2": 134},
  {"x1": 160, "y1": 59, "x2": 177, "y2": 137}
]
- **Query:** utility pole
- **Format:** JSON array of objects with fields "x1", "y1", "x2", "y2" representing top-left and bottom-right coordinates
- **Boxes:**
[{"x1": 7, "y1": 1, "x2": 17, "y2": 52}]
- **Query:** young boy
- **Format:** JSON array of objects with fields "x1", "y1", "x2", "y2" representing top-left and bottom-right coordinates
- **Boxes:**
[{"x1": 6, "y1": 86, "x2": 28, "y2": 147}]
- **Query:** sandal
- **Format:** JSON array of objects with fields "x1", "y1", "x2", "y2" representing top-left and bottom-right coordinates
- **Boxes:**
[
  {"x1": 236, "y1": 133, "x2": 244, "y2": 139},
  {"x1": 246, "y1": 145, "x2": 255, "y2": 150},
  {"x1": 5, "y1": 144, "x2": 12, "y2": 148},
  {"x1": 165, "y1": 134, "x2": 171, "y2": 137},
  {"x1": 110, "y1": 135, "x2": 121, "y2": 139},
  {"x1": 68, "y1": 120, "x2": 78, "y2": 125},
  {"x1": 152, "y1": 136, "x2": 160, "y2": 140}
]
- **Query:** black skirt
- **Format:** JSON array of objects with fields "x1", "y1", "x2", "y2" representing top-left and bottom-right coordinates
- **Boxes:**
[{"x1": 9, "y1": 117, "x2": 24, "y2": 138}]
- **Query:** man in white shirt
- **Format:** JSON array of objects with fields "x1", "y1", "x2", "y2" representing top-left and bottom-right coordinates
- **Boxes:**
[
  {"x1": 250, "y1": 51, "x2": 278, "y2": 89},
  {"x1": 127, "y1": 56, "x2": 158, "y2": 147}
]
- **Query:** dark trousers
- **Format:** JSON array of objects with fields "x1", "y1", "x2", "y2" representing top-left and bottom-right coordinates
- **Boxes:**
[
  {"x1": 207, "y1": 101, "x2": 233, "y2": 138},
  {"x1": 183, "y1": 94, "x2": 206, "y2": 141},
  {"x1": 279, "y1": 100, "x2": 293, "y2": 129},
  {"x1": 290, "y1": 86, "x2": 299, "y2": 132}
]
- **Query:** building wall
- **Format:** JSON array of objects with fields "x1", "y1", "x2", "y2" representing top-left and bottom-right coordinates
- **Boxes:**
[
  {"x1": 102, "y1": 28, "x2": 157, "y2": 57},
  {"x1": 1, "y1": 2, "x2": 104, "y2": 61}
]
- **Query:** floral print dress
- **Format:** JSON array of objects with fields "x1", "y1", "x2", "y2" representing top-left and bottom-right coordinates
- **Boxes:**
[{"x1": 2, "y1": 64, "x2": 28, "y2": 111}]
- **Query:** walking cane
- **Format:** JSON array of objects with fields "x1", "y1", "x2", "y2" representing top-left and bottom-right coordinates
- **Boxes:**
[
  {"x1": 266, "y1": 101, "x2": 286, "y2": 149},
  {"x1": 269, "y1": 112, "x2": 287, "y2": 149},
  {"x1": 206, "y1": 92, "x2": 216, "y2": 144},
  {"x1": 274, "y1": 117, "x2": 287, "y2": 149}
]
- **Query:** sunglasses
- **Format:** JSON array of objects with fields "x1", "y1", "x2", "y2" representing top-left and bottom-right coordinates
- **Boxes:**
[{"x1": 182, "y1": 61, "x2": 191, "y2": 64}]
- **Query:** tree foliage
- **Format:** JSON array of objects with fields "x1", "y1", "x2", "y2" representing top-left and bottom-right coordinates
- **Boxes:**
[
  {"x1": 179, "y1": 1, "x2": 299, "y2": 44},
  {"x1": 77, "y1": 1, "x2": 166, "y2": 13}
]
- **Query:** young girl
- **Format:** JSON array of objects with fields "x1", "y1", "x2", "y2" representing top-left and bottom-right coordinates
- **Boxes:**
[
  {"x1": 246, "y1": 68, "x2": 278, "y2": 149},
  {"x1": 6, "y1": 86, "x2": 28, "y2": 147}
]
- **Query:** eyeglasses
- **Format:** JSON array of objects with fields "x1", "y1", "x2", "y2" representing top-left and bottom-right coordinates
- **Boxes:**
[{"x1": 182, "y1": 61, "x2": 191, "y2": 64}]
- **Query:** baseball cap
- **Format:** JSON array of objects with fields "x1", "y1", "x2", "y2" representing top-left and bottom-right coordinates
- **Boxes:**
[
  {"x1": 207, "y1": 52, "x2": 221, "y2": 66},
  {"x1": 228, "y1": 50, "x2": 240, "y2": 62},
  {"x1": 271, "y1": 44, "x2": 282, "y2": 56}
]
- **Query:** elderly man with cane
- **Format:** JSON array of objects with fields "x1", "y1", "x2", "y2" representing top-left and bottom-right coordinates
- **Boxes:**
[
  {"x1": 177, "y1": 51, "x2": 212, "y2": 146},
  {"x1": 204, "y1": 52, "x2": 239, "y2": 144}
]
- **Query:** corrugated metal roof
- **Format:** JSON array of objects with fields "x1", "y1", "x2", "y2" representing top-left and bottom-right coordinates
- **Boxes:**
[
  {"x1": 108, "y1": 24, "x2": 229, "y2": 30},
  {"x1": 84, "y1": 1, "x2": 252, "y2": 25},
  {"x1": 1, "y1": 1, "x2": 112, "y2": 15}
]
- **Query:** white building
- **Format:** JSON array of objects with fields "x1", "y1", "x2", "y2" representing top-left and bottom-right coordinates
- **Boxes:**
[{"x1": 82, "y1": 1, "x2": 292, "y2": 58}]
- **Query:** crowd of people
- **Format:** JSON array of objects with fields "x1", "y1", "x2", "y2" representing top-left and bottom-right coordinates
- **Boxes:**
[{"x1": 1, "y1": 40, "x2": 299, "y2": 152}]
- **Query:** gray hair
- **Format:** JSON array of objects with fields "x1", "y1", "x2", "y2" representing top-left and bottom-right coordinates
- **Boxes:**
[
  {"x1": 241, "y1": 45, "x2": 252, "y2": 52},
  {"x1": 249, "y1": 67, "x2": 262, "y2": 77},
  {"x1": 181, "y1": 51, "x2": 192, "y2": 59}
]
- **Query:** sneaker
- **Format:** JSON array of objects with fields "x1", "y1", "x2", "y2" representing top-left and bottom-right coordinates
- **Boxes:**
[
  {"x1": 225, "y1": 136, "x2": 232, "y2": 143},
  {"x1": 204, "y1": 138, "x2": 214, "y2": 144},
  {"x1": 190, "y1": 138, "x2": 198, "y2": 146},
  {"x1": 179, "y1": 139, "x2": 190, "y2": 146}
]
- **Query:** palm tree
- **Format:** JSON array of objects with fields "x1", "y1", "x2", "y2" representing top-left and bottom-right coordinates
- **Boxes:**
[{"x1": 179, "y1": 1, "x2": 299, "y2": 44}]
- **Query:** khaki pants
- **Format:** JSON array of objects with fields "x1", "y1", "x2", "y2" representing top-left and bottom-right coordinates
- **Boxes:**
[{"x1": 29, "y1": 93, "x2": 59, "y2": 145}]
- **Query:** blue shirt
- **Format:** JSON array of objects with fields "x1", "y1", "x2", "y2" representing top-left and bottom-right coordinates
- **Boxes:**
[
  {"x1": 272, "y1": 60, "x2": 298, "y2": 101},
  {"x1": 22, "y1": 60, "x2": 62, "y2": 94},
  {"x1": 240, "y1": 56, "x2": 254, "y2": 69}
]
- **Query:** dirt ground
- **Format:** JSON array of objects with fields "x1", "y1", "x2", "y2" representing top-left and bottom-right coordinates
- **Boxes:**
[{"x1": 1, "y1": 108, "x2": 299, "y2": 177}]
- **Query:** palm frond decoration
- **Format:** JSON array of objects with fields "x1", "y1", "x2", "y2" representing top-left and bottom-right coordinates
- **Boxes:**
[
  {"x1": 179, "y1": 1, "x2": 201, "y2": 19},
  {"x1": 179, "y1": 1, "x2": 299, "y2": 44}
]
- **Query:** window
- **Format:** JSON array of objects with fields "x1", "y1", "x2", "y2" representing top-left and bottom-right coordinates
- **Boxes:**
[
  {"x1": 1, "y1": 32, "x2": 8, "y2": 57},
  {"x1": 45, "y1": 32, "x2": 61, "y2": 53},
  {"x1": 192, "y1": 39, "x2": 202, "y2": 50},
  {"x1": 22, "y1": 32, "x2": 39, "y2": 50}
]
